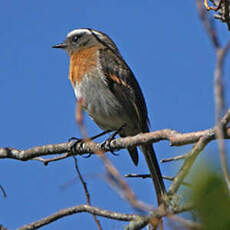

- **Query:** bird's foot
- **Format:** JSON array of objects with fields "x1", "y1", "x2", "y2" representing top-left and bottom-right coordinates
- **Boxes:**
[
  {"x1": 69, "y1": 137, "x2": 93, "y2": 158},
  {"x1": 90, "y1": 130, "x2": 112, "y2": 140},
  {"x1": 101, "y1": 124, "x2": 127, "y2": 156},
  {"x1": 68, "y1": 137, "x2": 84, "y2": 155},
  {"x1": 68, "y1": 130, "x2": 113, "y2": 158}
]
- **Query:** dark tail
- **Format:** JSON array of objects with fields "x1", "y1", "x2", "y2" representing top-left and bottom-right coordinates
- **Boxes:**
[{"x1": 141, "y1": 144, "x2": 166, "y2": 205}]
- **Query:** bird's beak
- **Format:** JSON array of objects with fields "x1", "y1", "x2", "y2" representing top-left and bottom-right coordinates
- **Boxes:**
[{"x1": 52, "y1": 42, "x2": 67, "y2": 49}]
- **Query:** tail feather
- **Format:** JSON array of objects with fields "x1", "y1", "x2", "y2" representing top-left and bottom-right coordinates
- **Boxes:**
[
  {"x1": 127, "y1": 146, "x2": 139, "y2": 166},
  {"x1": 141, "y1": 144, "x2": 166, "y2": 205}
]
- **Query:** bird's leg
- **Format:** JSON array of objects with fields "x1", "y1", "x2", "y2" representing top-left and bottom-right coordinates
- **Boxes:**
[
  {"x1": 69, "y1": 130, "x2": 112, "y2": 158},
  {"x1": 90, "y1": 130, "x2": 112, "y2": 140},
  {"x1": 101, "y1": 124, "x2": 127, "y2": 156}
]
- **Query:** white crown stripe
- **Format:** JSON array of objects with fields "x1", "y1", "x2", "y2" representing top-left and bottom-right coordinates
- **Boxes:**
[
  {"x1": 66, "y1": 29, "x2": 91, "y2": 38},
  {"x1": 66, "y1": 29, "x2": 105, "y2": 39}
]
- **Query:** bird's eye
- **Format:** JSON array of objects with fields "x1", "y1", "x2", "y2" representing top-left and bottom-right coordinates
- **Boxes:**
[{"x1": 72, "y1": 35, "x2": 78, "y2": 43}]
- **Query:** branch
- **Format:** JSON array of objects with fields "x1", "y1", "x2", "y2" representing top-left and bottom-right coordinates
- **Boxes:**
[
  {"x1": 17, "y1": 204, "x2": 142, "y2": 230},
  {"x1": 214, "y1": 43, "x2": 230, "y2": 192},
  {"x1": 199, "y1": 1, "x2": 230, "y2": 193},
  {"x1": 18, "y1": 202, "x2": 182, "y2": 230},
  {"x1": 1, "y1": 126, "x2": 230, "y2": 162},
  {"x1": 168, "y1": 110, "x2": 230, "y2": 195},
  {"x1": 168, "y1": 136, "x2": 209, "y2": 195}
]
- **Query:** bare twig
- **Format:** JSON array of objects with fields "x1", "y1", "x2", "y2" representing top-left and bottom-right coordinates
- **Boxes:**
[
  {"x1": 198, "y1": 1, "x2": 230, "y2": 193},
  {"x1": 125, "y1": 173, "x2": 151, "y2": 179},
  {"x1": 168, "y1": 109, "x2": 230, "y2": 195},
  {"x1": 168, "y1": 136, "x2": 209, "y2": 195},
  {"x1": 32, "y1": 152, "x2": 71, "y2": 165},
  {"x1": 198, "y1": 0, "x2": 220, "y2": 48},
  {"x1": 17, "y1": 204, "x2": 142, "y2": 230},
  {"x1": 73, "y1": 157, "x2": 103, "y2": 230},
  {"x1": 160, "y1": 153, "x2": 188, "y2": 163},
  {"x1": 125, "y1": 174, "x2": 191, "y2": 187},
  {"x1": 214, "y1": 43, "x2": 230, "y2": 192}
]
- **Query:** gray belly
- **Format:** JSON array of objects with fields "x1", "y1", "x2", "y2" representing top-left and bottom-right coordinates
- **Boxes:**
[{"x1": 74, "y1": 75, "x2": 132, "y2": 131}]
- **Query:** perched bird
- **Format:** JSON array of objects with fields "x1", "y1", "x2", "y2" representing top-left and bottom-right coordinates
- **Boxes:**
[{"x1": 53, "y1": 28, "x2": 166, "y2": 204}]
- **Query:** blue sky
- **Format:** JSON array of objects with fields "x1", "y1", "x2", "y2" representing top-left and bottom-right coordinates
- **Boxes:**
[{"x1": 0, "y1": 1, "x2": 230, "y2": 229}]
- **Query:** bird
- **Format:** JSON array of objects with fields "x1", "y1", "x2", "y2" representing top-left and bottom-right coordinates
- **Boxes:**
[{"x1": 53, "y1": 28, "x2": 166, "y2": 205}]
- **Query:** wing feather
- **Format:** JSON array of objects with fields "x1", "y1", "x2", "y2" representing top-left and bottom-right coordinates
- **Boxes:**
[{"x1": 99, "y1": 48, "x2": 149, "y2": 132}]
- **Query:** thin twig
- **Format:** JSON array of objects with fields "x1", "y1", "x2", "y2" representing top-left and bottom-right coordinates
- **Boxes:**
[
  {"x1": 160, "y1": 153, "x2": 188, "y2": 163},
  {"x1": 125, "y1": 173, "x2": 151, "y2": 179},
  {"x1": 214, "y1": 43, "x2": 230, "y2": 192},
  {"x1": 197, "y1": 0, "x2": 220, "y2": 48},
  {"x1": 32, "y1": 153, "x2": 71, "y2": 165},
  {"x1": 168, "y1": 136, "x2": 210, "y2": 195},
  {"x1": 125, "y1": 174, "x2": 191, "y2": 187},
  {"x1": 197, "y1": 0, "x2": 230, "y2": 193},
  {"x1": 199, "y1": 0, "x2": 230, "y2": 193},
  {"x1": 73, "y1": 157, "x2": 103, "y2": 230}
]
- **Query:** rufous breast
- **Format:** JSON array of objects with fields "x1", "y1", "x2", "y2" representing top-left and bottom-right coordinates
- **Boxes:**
[{"x1": 69, "y1": 46, "x2": 99, "y2": 85}]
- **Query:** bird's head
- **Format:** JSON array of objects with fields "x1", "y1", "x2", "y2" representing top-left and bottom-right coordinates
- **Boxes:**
[{"x1": 52, "y1": 28, "x2": 118, "y2": 55}]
